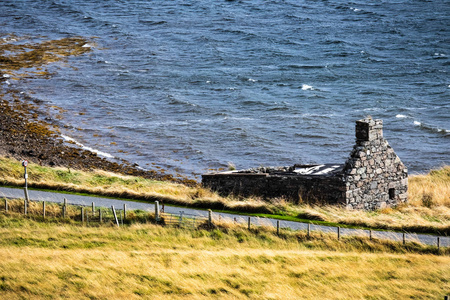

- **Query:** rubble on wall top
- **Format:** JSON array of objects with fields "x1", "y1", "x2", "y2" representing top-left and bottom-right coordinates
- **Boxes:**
[
  {"x1": 293, "y1": 164, "x2": 344, "y2": 176},
  {"x1": 209, "y1": 164, "x2": 344, "y2": 177}
]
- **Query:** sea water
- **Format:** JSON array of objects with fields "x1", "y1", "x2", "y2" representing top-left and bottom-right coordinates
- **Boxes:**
[{"x1": 1, "y1": 0, "x2": 449, "y2": 179}]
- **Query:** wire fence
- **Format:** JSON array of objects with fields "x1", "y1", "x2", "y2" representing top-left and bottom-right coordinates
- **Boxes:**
[
  {"x1": 162, "y1": 211, "x2": 208, "y2": 228},
  {"x1": 1, "y1": 197, "x2": 448, "y2": 250}
]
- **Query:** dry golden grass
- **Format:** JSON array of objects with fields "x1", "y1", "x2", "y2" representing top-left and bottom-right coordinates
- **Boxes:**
[
  {"x1": 0, "y1": 156, "x2": 449, "y2": 233},
  {"x1": 294, "y1": 204, "x2": 450, "y2": 234},
  {"x1": 409, "y1": 166, "x2": 450, "y2": 207},
  {"x1": 0, "y1": 216, "x2": 448, "y2": 300},
  {"x1": 0, "y1": 156, "x2": 220, "y2": 202}
]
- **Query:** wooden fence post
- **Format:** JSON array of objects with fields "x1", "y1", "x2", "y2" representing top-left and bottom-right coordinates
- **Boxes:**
[
  {"x1": 179, "y1": 211, "x2": 184, "y2": 225},
  {"x1": 307, "y1": 223, "x2": 311, "y2": 237},
  {"x1": 248, "y1": 217, "x2": 251, "y2": 230},
  {"x1": 208, "y1": 210, "x2": 212, "y2": 227},
  {"x1": 112, "y1": 206, "x2": 119, "y2": 227},
  {"x1": 92, "y1": 202, "x2": 95, "y2": 217},
  {"x1": 81, "y1": 207, "x2": 84, "y2": 223},
  {"x1": 4, "y1": 199, "x2": 7, "y2": 212},
  {"x1": 155, "y1": 201, "x2": 160, "y2": 222},
  {"x1": 276, "y1": 220, "x2": 280, "y2": 235},
  {"x1": 63, "y1": 198, "x2": 67, "y2": 218},
  {"x1": 437, "y1": 237, "x2": 440, "y2": 252},
  {"x1": 337, "y1": 227, "x2": 340, "y2": 240},
  {"x1": 123, "y1": 204, "x2": 127, "y2": 222},
  {"x1": 403, "y1": 232, "x2": 406, "y2": 245},
  {"x1": 42, "y1": 201, "x2": 46, "y2": 218},
  {"x1": 24, "y1": 199, "x2": 27, "y2": 215},
  {"x1": 99, "y1": 209, "x2": 102, "y2": 223},
  {"x1": 369, "y1": 230, "x2": 372, "y2": 240}
]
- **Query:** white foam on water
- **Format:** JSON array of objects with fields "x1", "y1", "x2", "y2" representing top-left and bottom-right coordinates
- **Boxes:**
[
  {"x1": 413, "y1": 121, "x2": 421, "y2": 126},
  {"x1": 396, "y1": 114, "x2": 407, "y2": 118},
  {"x1": 248, "y1": 78, "x2": 257, "y2": 82},
  {"x1": 61, "y1": 134, "x2": 114, "y2": 158},
  {"x1": 82, "y1": 43, "x2": 93, "y2": 48},
  {"x1": 301, "y1": 84, "x2": 314, "y2": 90},
  {"x1": 224, "y1": 117, "x2": 254, "y2": 121}
]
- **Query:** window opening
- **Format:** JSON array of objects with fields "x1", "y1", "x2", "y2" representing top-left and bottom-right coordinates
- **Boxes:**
[{"x1": 389, "y1": 188, "x2": 395, "y2": 200}]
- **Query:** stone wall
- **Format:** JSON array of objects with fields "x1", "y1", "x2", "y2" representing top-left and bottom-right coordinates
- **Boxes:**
[
  {"x1": 201, "y1": 171, "x2": 345, "y2": 204},
  {"x1": 202, "y1": 118, "x2": 408, "y2": 210},
  {"x1": 343, "y1": 119, "x2": 408, "y2": 210}
]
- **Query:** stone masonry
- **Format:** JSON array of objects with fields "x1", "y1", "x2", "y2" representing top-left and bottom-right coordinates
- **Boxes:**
[
  {"x1": 202, "y1": 118, "x2": 408, "y2": 210},
  {"x1": 343, "y1": 119, "x2": 408, "y2": 209}
]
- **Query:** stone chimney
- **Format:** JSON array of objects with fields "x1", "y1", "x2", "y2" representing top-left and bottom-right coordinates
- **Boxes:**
[{"x1": 355, "y1": 118, "x2": 383, "y2": 142}]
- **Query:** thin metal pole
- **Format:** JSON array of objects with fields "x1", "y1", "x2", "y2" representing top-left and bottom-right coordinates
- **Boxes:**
[
  {"x1": 23, "y1": 162, "x2": 29, "y2": 203},
  {"x1": 24, "y1": 199, "x2": 27, "y2": 215},
  {"x1": 43, "y1": 201, "x2": 46, "y2": 218}
]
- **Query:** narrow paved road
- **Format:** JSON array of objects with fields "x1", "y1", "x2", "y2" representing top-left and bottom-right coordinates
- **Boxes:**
[{"x1": 0, "y1": 186, "x2": 447, "y2": 247}]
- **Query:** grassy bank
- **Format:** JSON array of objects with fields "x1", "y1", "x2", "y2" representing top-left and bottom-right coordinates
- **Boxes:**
[
  {"x1": 0, "y1": 214, "x2": 448, "y2": 299},
  {"x1": 0, "y1": 156, "x2": 449, "y2": 234}
]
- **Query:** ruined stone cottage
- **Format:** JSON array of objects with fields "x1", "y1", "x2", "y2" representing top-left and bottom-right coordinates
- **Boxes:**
[{"x1": 202, "y1": 118, "x2": 408, "y2": 210}]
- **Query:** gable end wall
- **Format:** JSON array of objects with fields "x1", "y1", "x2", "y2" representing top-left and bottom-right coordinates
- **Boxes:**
[{"x1": 343, "y1": 119, "x2": 408, "y2": 210}]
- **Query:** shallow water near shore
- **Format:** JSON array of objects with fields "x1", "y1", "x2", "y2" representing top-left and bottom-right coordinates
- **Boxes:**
[{"x1": 1, "y1": 0, "x2": 449, "y2": 179}]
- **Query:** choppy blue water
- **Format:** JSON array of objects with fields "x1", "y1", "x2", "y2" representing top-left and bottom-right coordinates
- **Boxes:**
[{"x1": 1, "y1": 0, "x2": 449, "y2": 178}]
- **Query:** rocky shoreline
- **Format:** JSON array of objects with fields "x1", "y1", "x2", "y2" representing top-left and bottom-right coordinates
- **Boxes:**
[
  {"x1": 0, "y1": 35, "x2": 196, "y2": 185},
  {"x1": 0, "y1": 89, "x2": 188, "y2": 183}
]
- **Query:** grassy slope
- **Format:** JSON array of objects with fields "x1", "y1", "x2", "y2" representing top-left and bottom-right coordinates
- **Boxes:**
[
  {"x1": 0, "y1": 215, "x2": 448, "y2": 299},
  {"x1": 0, "y1": 156, "x2": 449, "y2": 234}
]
